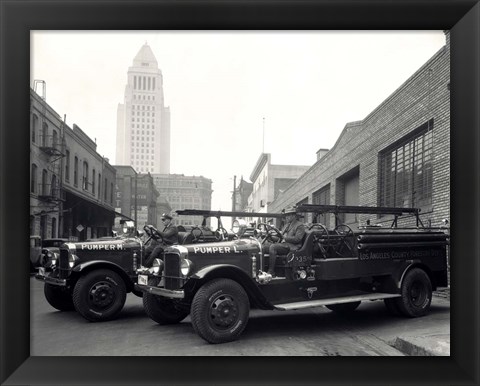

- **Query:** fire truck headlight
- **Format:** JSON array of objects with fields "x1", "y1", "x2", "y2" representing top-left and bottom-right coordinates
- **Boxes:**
[
  {"x1": 68, "y1": 254, "x2": 78, "y2": 268},
  {"x1": 152, "y1": 258, "x2": 164, "y2": 275},
  {"x1": 180, "y1": 259, "x2": 193, "y2": 277}
]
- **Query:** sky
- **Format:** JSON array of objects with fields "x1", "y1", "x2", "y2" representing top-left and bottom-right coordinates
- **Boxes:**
[{"x1": 31, "y1": 31, "x2": 446, "y2": 215}]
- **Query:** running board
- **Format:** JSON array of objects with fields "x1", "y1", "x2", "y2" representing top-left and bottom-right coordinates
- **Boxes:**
[{"x1": 274, "y1": 293, "x2": 401, "y2": 311}]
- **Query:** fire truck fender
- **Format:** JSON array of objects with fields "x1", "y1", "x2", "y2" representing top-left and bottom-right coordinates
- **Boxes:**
[
  {"x1": 72, "y1": 261, "x2": 134, "y2": 292},
  {"x1": 189, "y1": 264, "x2": 274, "y2": 309}
]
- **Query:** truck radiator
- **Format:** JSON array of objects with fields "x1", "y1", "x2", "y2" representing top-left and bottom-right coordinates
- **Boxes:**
[
  {"x1": 58, "y1": 249, "x2": 70, "y2": 279},
  {"x1": 164, "y1": 252, "x2": 182, "y2": 290}
]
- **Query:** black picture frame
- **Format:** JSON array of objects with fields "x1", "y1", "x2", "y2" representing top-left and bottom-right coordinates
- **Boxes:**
[{"x1": 1, "y1": 0, "x2": 479, "y2": 385}]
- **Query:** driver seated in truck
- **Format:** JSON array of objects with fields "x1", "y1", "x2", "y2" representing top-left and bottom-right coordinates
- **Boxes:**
[
  {"x1": 144, "y1": 213, "x2": 179, "y2": 267},
  {"x1": 266, "y1": 206, "x2": 306, "y2": 277}
]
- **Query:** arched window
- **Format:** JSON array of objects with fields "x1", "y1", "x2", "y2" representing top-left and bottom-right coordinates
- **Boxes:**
[
  {"x1": 52, "y1": 130, "x2": 58, "y2": 148},
  {"x1": 82, "y1": 161, "x2": 89, "y2": 190},
  {"x1": 51, "y1": 174, "x2": 57, "y2": 197},
  {"x1": 32, "y1": 114, "x2": 38, "y2": 143},
  {"x1": 42, "y1": 122, "x2": 48, "y2": 147},
  {"x1": 42, "y1": 169, "x2": 48, "y2": 195},
  {"x1": 31, "y1": 164, "x2": 37, "y2": 193},
  {"x1": 74, "y1": 156, "x2": 78, "y2": 187},
  {"x1": 92, "y1": 169, "x2": 96, "y2": 195}
]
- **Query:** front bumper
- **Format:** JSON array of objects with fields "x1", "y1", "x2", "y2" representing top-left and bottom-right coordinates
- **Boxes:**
[
  {"x1": 135, "y1": 283, "x2": 185, "y2": 299},
  {"x1": 35, "y1": 270, "x2": 67, "y2": 286}
]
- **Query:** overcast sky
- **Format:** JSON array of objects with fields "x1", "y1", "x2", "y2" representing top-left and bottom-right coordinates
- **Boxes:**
[{"x1": 31, "y1": 31, "x2": 446, "y2": 213}]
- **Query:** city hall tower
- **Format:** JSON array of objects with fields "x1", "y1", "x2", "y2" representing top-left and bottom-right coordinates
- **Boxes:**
[{"x1": 116, "y1": 43, "x2": 170, "y2": 174}]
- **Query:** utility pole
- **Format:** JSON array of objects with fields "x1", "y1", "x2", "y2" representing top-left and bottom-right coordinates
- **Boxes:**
[{"x1": 134, "y1": 172, "x2": 138, "y2": 229}]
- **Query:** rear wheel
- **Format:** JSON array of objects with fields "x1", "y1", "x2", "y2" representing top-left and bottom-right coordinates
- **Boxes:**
[
  {"x1": 44, "y1": 284, "x2": 74, "y2": 311},
  {"x1": 397, "y1": 268, "x2": 432, "y2": 317},
  {"x1": 143, "y1": 279, "x2": 188, "y2": 324},
  {"x1": 191, "y1": 278, "x2": 250, "y2": 344},
  {"x1": 72, "y1": 269, "x2": 127, "y2": 322},
  {"x1": 326, "y1": 301, "x2": 361, "y2": 314}
]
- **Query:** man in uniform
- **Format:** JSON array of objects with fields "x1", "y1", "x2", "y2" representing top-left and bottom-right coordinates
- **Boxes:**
[
  {"x1": 144, "y1": 213, "x2": 179, "y2": 267},
  {"x1": 267, "y1": 206, "x2": 306, "y2": 277}
]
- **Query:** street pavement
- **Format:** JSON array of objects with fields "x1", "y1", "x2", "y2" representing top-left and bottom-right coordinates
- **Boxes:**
[{"x1": 30, "y1": 277, "x2": 450, "y2": 356}]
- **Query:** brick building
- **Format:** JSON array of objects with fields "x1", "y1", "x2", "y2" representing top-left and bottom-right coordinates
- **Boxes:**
[
  {"x1": 269, "y1": 33, "x2": 450, "y2": 231},
  {"x1": 30, "y1": 86, "x2": 116, "y2": 241}
]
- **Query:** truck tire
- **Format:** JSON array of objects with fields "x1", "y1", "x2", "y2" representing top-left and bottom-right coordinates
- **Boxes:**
[
  {"x1": 143, "y1": 294, "x2": 189, "y2": 325},
  {"x1": 72, "y1": 269, "x2": 127, "y2": 322},
  {"x1": 397, "y1": 268, "x2": 432, "y2": 317},
  {"x1": 325, "y1": 301, "x2": 361, "y2": 314},
  {"x1": 44, "y1": 283, "x2": 75, "y2": 311},
  {"x1": 190, "y1": 278, "x2": 250, "y2": 344}
]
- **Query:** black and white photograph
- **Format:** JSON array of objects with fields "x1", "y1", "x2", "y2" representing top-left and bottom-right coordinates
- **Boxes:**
[
  {"x1": 1, "y1": 0, "x2": 480, "y2": 385},
  {"x1": 29, "y1": 30, "x2": 451, "y2": 356}
]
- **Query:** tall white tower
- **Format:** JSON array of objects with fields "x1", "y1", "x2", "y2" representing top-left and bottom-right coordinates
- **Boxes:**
[{"x1": 116, "y1": 43, "x2": 170, "y2": 174}]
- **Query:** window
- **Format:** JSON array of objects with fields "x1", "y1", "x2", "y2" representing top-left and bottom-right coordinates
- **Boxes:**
[
  {"x1": 82, "y1": 161, "x2": 89, "y2": 190},
  {"x1": 31, "y1": 164, "x2": 37, "y2": 193},
  {"x1": 42, "y1": 169, "x2": 48, "y2": 195},
  {"x1": 110, "y1": 182, "x2": 114, "y2": 204},
  {"x1": 92, "y1": 169, "x2": 96, "y2": 195},
  {"x1": 379, "y1": 120, "x2": 433, "y2": 211},
  {"x1": 42, "y1": 122, "x2": 48, "y2": 147},
  {"x1": 312, "y1": 184, "x2": 331, "y2": 227},
  {"x1": 74, "y1": 156, "x2": 78, "y2": 187},
  {"x1": 65, "y1": 150, "x2": 70, "y2": 181},
  {"x1": 52, "y1": 130, "x2": 58, "y2": 148},
  {"x1": 51, "y1": 217, "x2": 57, "y2": 238},
  {"x1": 32, "y1": 114, "x2": 38, "y2": 143},
  {"x1": 98, "y1": 174, "x2": 101, "y2": 197},
  {"x1": 104, "y1": 178, "x2": 108, "y2": 200}
]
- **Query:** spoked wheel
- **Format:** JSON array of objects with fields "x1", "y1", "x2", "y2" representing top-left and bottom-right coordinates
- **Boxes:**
[
  {"x1": 190, "y1": 278, "x2": 250, "y2": 344},
  {"x1": 334, "y1": 224, "x2": 356, "y2": 256},
  {"x1": 73, "y1": 269, "x2": 127, "y2": 322}
]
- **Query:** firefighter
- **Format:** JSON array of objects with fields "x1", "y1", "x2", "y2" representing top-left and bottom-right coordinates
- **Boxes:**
[
  {"x1": 267, "y1": 206, "x2": 306, "y2": 277},
  {"x1": 144, "y1": 213, "x2": 179, "y2": 267}
]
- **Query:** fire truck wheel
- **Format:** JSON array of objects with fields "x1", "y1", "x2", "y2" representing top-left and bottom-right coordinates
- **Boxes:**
[
  {"x1": 143, "y1": 294, "x2": 189, "y2": 324},
  {"x1": 384, "y1": 298, "x2": 402, "y2": 316},
  {"x1": 73, "y1": 269, "x2": 127, "y2": 322},
  {"x1": 44, "y1": 283, "x2": 75, "y2": 311},
  {"x1": 325, "y1": 301, "x2": 361, "y2": 314},
  {"x1": 191, "y1": 278, "x2": 250, "y2": 344},
  {"x1": 398, "y1": 268, "x2": 432, "y2": 317}
]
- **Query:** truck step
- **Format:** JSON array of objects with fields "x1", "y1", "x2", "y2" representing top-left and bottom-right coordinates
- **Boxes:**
[{"x1": 274, "y1": 292, "x2": 401, "y2": 311}]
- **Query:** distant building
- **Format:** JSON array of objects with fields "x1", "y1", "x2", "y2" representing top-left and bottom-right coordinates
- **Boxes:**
[
  {"x1": 151, "y1": 174, "x2": 212, "y2": 226},
  {"x1": 232, "y1": 176, "x2": 253, "y2": 212},
  {"x1": 113, "y1": 166, "x2": 160, "y2": 229},
  {"x1": 30, "y1": 86, "x2": 116, "y2": 241},
  {"x1": 247, "y1": 153, "x2": 310, "y2": 214},
  {"x1": 115, "y1": 43, "x2": 171, "y2": 174}
]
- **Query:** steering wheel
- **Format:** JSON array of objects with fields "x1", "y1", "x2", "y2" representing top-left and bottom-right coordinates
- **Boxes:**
[
  {"x1": 214, "y1": 227, "x2": 229, "y2": 241},
  {"x1": 146, "y1": 225, "x2": 164, "y2": 243},
  {"x1": 309, "y1": 223, "x2": 330, "y2": 258},
  {"x1": 191, "y1": 226, "x2": 205, "y2": 243},
  {"x1": 334, "y1": 224, "x2": 355, "y2": 256},
  {"x1": 257, "y1": 223, "x2": 283, "y2": 244}
]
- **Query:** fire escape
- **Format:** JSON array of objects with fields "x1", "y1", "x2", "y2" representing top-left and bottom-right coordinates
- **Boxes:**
[{"x1": 34, "y1": 80, "x2": 66, "y2": 205}]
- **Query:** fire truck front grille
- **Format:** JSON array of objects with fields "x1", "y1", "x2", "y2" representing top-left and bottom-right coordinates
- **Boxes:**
[
  {"x1": 58, "y1": 249, "x2": 70, "y2": 279},
  {"x1": 164, "y1": 253, "x2": 182, "y2": 290}
]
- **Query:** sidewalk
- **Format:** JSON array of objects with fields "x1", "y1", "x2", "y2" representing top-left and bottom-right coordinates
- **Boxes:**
[{"x1": 391, "y1": 289, "x2": 450, "y2": 356}]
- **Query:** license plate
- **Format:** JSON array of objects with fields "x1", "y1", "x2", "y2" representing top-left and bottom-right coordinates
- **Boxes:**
[
  {"x1": 39, "y1": 267, "x2": 45, "y2": 276},
  {"x1": 138, "y1": 274, "x2": 148, "y2": 286}
]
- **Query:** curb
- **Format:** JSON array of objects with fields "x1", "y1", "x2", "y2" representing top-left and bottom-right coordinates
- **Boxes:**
[{"x1": 393, "y1": 335, "x2": 450, "y2": 356}]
